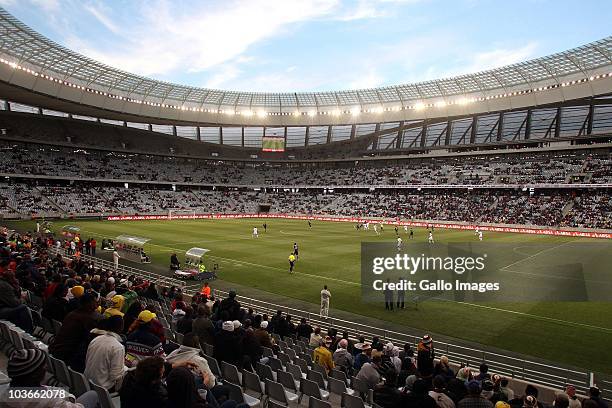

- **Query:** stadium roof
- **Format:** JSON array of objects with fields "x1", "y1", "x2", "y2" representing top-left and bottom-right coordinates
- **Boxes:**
[{"x1": 0, "y1": 7, "x2": 611, "y2": 126}]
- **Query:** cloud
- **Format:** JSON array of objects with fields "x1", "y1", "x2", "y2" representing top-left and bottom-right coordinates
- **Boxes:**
[
  {"x1": 83, "y1": 3, "x2": 120, "y2": 34},
  {"x1": 63, "y1": 0, "x2": 341, "y2": 77}
]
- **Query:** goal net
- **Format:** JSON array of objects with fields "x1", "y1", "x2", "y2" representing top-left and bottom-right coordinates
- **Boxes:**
[{"x1": 168, "y1": 209, "x2": 197, "y2": 219}]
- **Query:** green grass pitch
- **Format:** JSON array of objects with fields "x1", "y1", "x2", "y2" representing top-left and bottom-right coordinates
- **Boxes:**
[{"x1": 9, "y1": 218, "x2": 612, "y2": 373}]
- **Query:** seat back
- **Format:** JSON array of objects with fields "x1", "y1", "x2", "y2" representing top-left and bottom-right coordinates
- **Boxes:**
[
  {"x1": 268, "y1": 400, "x2": 286, "y2": 408},
  {"x1": 300, "y1": 378, "x2": 322, "y2": 400},
  {"x1": 265, "y1": 379, "x2": 288, "y2": 405},
  {"x1": 202, "y1": 353, "x2": 222, "y2": 377},
  {"x1": 242, "y1": 369, "x2": 264, "y2": 396},
  {"x1": 49, "y1": 355, "x2": 71, "y2": 387},
  {"x1": 331, "y1": 368, "x2": 349, "y2": 384},
  {"x1": 224, "y1": 381, "x2": 246, "y2": 404},
  {"x1": 307, "y1": 369, "x2": 326, "y2": 390},
  {"x1": 286, "y1": 363, "x2": 303, "y2": 381},
  {"x1": 221, "y1": 361, "x2": 241, "y2": 384},
  {"x1": 342, "y1": 392, "x2": 365, "y2": 408},
  {"x1": 276, "y1": 369, "x2": 298, "y2": 392},
  {"x1": 351, "y1": 376, "x2": 369, "y2": 394},
  {"x1": 268, "y1": 357, "x2": 283, "y2": 372},
  {"x1": 328, "y1": 377, "x2": 348, "y2": 395},
  {"x1": 68, "y1": 367, "x2": 90, "y2": 397},
  {"x1": 309, "y1": 397, "x2": 332, "y2": 408},
  {"x1": 255, "y1": 362, "x2": 275, "y2": 382},
  {"x1": 278, "y1": 352, "x2": 291, "y2": 366},
  {"x1": 90, "y1": 381, "x2": 116, "y2": 408},
  {"x1": 262, "y1": 346, "x2": 274, "y2": 358}
]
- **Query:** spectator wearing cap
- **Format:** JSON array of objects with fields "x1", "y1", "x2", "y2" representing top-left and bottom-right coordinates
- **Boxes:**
[
  {"x1": 0, "y1": 270, "x2": 34, "y2": 333},
  {"x1": 418, "y1": 334, "x2": 435, "y2": 377},
  {"x1": 49, "y1": 292, "x2": 100, "y2": 372},
  {"x1": 125, "y1": 309, "x2": 165, "y2": 367},
  {"x1": 333, "y1": 338, "x2": 354, "y2": 375},
  {"x1": 2, "y1": 348, "x2": 99, "y2": 408},
  {"x1": 430, "y1": 375, "x2": 457, "y2": 408},
  {"x1": 313, "y1": 335, "x2": 335, "y2": 374},
  {"x1": 509, "y1": 385, "x2": 544, "y2": 408},
  {"x1": 354, "y1": 342, "x2": 372, "y2": 371},
  {"x1": 214, "y1": 320, "x2": 243, "y2": 367},
  {"x1": 84, "y1": 315, "x2": 127, "y2": 392},
  {"x1": 65, "y1": 285, "x2": 84, "y2": 314},
  {"x1": 357, "y1": 354, "x2": 383, "y2": 389},
  {"x1": 459, "y1": 380, "x2": 494, "y2": 408},
  {"x1": 103, "y1": 294, "x2": 125, "y2": 318},
  {"x1": 588, "y1": 387, "x2": 609, "y2": 408},
  {"x1": 254, "y1": 320, "x2": 274, "y2": 349},
  {"x1": 565, "y1": 386, "x2": 581, "y2": 408}
]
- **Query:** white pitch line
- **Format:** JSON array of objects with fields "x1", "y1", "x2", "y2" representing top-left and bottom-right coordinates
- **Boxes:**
[
  {"x1": 502, "y1": 268, "x2": 612, "y2": 284},
  {"x1": 77, "y1": 228, "x2": 610, "y2": 333},
  {"x1": 501, "y1": 240, "x2": 578, "y2": 271}
]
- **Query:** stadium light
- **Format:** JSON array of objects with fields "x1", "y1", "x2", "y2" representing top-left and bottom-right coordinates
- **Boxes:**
[
  {"x1": 435, "y1": 101, "x2": 446, "y2": 108},
  {"x1": 331, "y1": 109, "x2": 341, "y2": 116},
  {"x1": 257, "y1": 110, "x2": 267, "y2": 118},
  {"x1": 414, "y1": 102, "x2": 425, "y2": 110},
  {"x1": 242, "y1": 110, "x2": 253, "y2": 117},
  {"x1": 350, "y1": 106, "x2": 360, "y2": 116},
  {"x1": 293, "y1": 110, "x2": 300, "y2": 116},
  {"x1": 373, "y1": 106, "x2": 384, "y2": 114},
  {"x1": 307, "y1": 110, "x2": 317, "y2": 117}
]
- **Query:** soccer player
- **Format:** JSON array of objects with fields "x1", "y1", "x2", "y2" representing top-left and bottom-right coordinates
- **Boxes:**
[
  {"x1": 380, "y1": 224, "x2": 384, "y2": 232},
  {"x1": 394, "y1": 226, "x2": 399, "y2": 235},
  {"x1": 409, "y1": 228, "x2": 414, "y2": 239},
  {"x1": 478, "y1": 230, "x2": 483, "y2": 241},
  {"x1": 373, "y1": 224, "x2": 379, "y2": 235},
  {"x1": 293, "y1": 242, "x2": 299, "y2": 259},
  {"x1": 252, "y1": 226, "x2": 258, "y2": 238},
  {"x1": 288, "y1": 253, "x2": 296, "y2": 274},
  {"x1": 428, "y1": 231, "x2": 434, "y2": 244},
  {"x1": 404, "y1": 225, "x2": 408, "y2": 234},
  {"x1": 397, "y1": 237, "x2": 403, "y2": 251},
  {"x1": 263, "y1": 223, "x2": 267, "y2": 232},
  {"x1": 320, "y1": 285, "x2": 331, "y2": 318},
  {"x1": 308, "y1": 220, "x2": 312, "y2": 228}
]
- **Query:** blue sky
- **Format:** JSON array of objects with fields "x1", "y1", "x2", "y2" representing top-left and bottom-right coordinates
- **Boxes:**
[{"x1": 1, "y1": 0, "x2": 611, "y2": 92}]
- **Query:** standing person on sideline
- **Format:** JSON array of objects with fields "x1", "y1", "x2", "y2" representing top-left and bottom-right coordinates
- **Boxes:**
[
  {"x1": 397, "y1": 281, "x2": 405, "y2": 309},
  {"x1": 320, "y1": 285, "x2": 331, "y2": 318},
  {"x1": 293, "y1": 242, "x2": 299, "y2": 260},
  {"x1": 252, "y1": 226, "x2": 258, "y2": 238},
  {"x1": 288, "y1": 253, "x2": 296, "y2": 274},
  {"x1": 90, "y1": 238, "x2": 97, "y2": 256},
  {"x1": 263, "y1": 222, "x2": 267, "y2": 233},
  {"x1": 384, "y1": 279, "x2": 394, "y2": 311},
  {"x1": 113, "y1": 248, "x2": 120, "y2": 270}
]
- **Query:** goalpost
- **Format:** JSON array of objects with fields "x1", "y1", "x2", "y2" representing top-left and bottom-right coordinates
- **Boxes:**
[{"x1": 168, "y1": 209, "x2": 197, "y2": 219}]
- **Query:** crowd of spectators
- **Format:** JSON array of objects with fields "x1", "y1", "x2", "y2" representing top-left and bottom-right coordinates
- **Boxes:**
[
  {"x1": 0, "y1": 142, "x2": 610, "y2": 186},
  {"x1": 1, "y1": 228, "x2": 610, "y2": 408}
]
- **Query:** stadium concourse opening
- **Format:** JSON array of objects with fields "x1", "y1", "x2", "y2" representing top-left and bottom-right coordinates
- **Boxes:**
[{"x1": 0, "y1": 4, "x2": 611, "y2": 408}]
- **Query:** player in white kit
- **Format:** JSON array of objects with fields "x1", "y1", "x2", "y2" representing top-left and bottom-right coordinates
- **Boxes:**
[
  {"x1": 320, "y1": 285, "x2": 331, "y2": 318},
  {"x1": 397, "y1": 237, "x2": 403, "y2": 251},
  {"x1": 428, "y1": 231, "x2": 434, "y2": 244},
  {"x1": 373, "y1": 225, "x2": 379, "y2": 235},
  {"x1": 478, "y1": 230, "x2": 483, "y2": 241},
  {"x1": 252, "y1": 227, "x2": 259, "y2": 238}
]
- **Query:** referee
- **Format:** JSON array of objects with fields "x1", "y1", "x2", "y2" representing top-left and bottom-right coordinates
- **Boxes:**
[{"x1": 288, "y1": 253, "x2": 296, "y2": 274}]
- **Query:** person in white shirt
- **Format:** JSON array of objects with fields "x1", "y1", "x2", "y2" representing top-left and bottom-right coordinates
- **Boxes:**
[
  {"x1": 84, "y1": 316, "x2": 127, "y2": 392},
  {"x1": 397, "y1": 237, "x2": 403, "y2": 251},
  {"x1": 320, "y1": 285, "x2": 331, "y2": 318},
  {"x1": 478, "y1": 231, "x2": 483, "y2": 241},
  {"x1": 112, "y1": 249, "x2": 120, "y2": 270},
  {"x1": 165, "y1": 333, "x2": 216, "y2": 389},
  {"x1": 252, "y1": 227, "x2": 258, "y2": 238},
  {"x1": 428, "y1": 231, "x2": 434, "y2": 244},
  {"x1": 373, "y1": 225, "x2": 379, "y2": 235}
]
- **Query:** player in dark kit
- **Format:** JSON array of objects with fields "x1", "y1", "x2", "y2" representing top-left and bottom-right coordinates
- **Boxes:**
[
  {"x1": 293, "y1": 242, "x2": 299, "y2": 260},
  {"x1": 263, "y1": 223, "x2": 267, "y2": 232},
  {"x1": 409, "y1": 228, "x2": 414, "y2": 239},
  {"x1": 308, "y1": 220, "x2": 312, "y2": 228}
]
